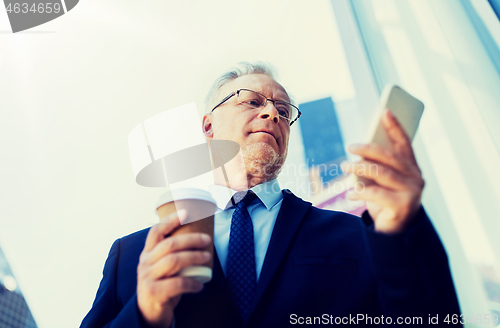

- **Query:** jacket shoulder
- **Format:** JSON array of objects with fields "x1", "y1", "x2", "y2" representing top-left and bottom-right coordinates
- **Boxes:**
[
  {"x1": 283, "y1": 189, "x2": 364, "y2": 230},
  {"x1": 116, "y1": 227, "x2": 151, "y2": 259},
  {"x1": 309, "y1": 205, "x2": 364, "y2": 228},
  {"x1": 120, "y1": 226, "x2": 151, "y2": 243}
]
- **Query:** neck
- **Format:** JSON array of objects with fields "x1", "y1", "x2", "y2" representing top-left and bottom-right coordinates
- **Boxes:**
[{"x1": 212, "y1": 155, "x2": 278, "y2": 191}]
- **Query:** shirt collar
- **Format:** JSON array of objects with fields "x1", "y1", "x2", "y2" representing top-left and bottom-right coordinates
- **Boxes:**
[{"x1": 209, "y1": 178, "x2": 283, "y2": 211}]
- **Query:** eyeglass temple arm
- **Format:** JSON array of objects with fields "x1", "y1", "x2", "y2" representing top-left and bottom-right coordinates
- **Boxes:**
[
  {"x1": 211, "y1": 92, "x2": 237, "y2": 112},
  {"x1": 289, "y1": 111, "x2": 301, "y2": 126}
]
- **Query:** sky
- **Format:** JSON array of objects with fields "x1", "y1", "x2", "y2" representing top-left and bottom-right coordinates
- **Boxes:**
[{"x1": 0, "y1": 1, "x2": 358, "y2": 327}]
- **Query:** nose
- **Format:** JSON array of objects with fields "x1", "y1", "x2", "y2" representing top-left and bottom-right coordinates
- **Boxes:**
[{"x1": 258, "y1": 101, "x2": 280, "y2": 124}]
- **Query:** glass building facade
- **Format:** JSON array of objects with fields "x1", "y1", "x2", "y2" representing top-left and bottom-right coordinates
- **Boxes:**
[{"x1": 0, "y1": 246, "x2": 37, "y2": 328}]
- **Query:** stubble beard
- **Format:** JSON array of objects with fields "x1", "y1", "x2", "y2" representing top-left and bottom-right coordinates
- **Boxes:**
[{"x1": 242, "y1": 142, "x2": 287, "y2": 185}]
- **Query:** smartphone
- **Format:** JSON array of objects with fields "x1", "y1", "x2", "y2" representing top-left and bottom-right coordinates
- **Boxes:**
[{"x1": 353, "y1": 84, "x2": 424, "y2": 186}]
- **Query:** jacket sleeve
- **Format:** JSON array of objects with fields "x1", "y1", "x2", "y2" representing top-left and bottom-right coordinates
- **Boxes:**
[
  {"x1": 80, "y1": 239, "x2": 152, "y2": 328},
  {"x1": 362, "y1": 206, "x2": 462, "y2": 326}
]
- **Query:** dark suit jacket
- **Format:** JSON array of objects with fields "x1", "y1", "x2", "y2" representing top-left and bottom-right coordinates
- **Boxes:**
[{"x1": 81, "y1": 190, "x2": 462, "y2": 327}]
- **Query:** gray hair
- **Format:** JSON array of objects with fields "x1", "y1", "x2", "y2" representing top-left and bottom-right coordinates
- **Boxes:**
[{"x1": 204, "y1": 61, "x2": 279, "y2": 113}]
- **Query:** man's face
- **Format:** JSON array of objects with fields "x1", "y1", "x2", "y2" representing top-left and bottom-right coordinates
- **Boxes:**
[{"x1": 203, "y1": 74, "x2": 291, "y2": 174}]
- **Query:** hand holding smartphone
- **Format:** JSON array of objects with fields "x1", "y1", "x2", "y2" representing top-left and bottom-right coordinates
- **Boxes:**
[{"x1": 354, "y1": 84, "x2": 424, "y2": 186}]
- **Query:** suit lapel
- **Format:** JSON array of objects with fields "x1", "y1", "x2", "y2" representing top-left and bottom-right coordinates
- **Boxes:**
[{"x1": 248, "y1": 190, "x2": 312, "y2": 317}]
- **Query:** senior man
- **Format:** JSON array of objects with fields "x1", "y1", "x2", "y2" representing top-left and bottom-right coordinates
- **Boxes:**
[{"x1": 81, "y1": 63, "x2": 461, "y2": 328}]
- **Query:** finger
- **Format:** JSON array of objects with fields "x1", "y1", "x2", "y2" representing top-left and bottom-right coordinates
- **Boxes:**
[
  {"x1": 347, "y1": 143, "x2": 414, "y2": 175},
  {"x1": 382, "y1": 109, "x2": 410, "y2": 147},
  {"x1": 147, "y1": 251, "x2": 211, "y2": 280},
  {"x1": 341, "y1": 160, "x2": 408, "y2": 190},
  {"x1": 146, "y1": 277, "x2": 204, "y2": 303},
  {"x1": 147, "y1": 233, "x2": 212, "y2": 264},
  {"x1": 347, "y1": 185, "x2": 399, "y2": 208},
  {"x1": 143, "y1": 210, "x2": 186, "y2": 253},
  {"x1": 382, "y1": 110, "x2": 417, "y2": 162}
]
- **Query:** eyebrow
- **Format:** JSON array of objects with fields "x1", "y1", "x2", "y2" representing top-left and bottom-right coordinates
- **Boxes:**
[
  {"x1": 257, "y1": 89, "x2": 291, "y2": 103},
  {"x1": 274, "y1": 94, "x2": 292, "y2": 103}
]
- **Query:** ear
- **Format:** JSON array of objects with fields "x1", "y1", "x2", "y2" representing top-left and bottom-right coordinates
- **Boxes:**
[{"x1": 202, "y1": 114, "x2": 214, "y2": 138}]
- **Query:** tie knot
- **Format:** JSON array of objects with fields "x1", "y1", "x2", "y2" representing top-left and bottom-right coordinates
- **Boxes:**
[{"x1": 231, "y1": 191, "x2": 258, "y2": 208}]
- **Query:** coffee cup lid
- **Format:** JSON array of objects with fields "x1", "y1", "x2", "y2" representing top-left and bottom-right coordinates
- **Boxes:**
[{"x1": 155, "y1": 188, "x2": 217, "y2": 212}]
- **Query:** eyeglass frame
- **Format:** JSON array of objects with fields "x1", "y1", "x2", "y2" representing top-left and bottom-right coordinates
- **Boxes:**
[{"x1": 210, "y1": 88, "x2": 301, "y2": 126}]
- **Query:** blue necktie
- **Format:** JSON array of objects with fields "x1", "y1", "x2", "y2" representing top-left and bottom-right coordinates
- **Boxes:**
[{"x1": 226, "y1": 191, "x2": 258, "y2": 322}]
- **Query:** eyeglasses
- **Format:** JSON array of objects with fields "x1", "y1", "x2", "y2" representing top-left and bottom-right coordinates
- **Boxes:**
[{"x1": 210, "y1": 88, "x2": 301, "y2": 126}]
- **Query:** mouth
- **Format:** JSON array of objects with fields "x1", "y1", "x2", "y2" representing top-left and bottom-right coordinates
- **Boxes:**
[
  {"x1": 256, "y1": 131, "x2": 274, "y2": 137},
  {"x1": 253, "y1": 130, "x2": 278, "y2": 142}
]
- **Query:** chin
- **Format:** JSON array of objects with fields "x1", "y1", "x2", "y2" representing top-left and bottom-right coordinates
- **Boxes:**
[{"x1": 243, "y1": 142, "x2": 286, "y2": 179}]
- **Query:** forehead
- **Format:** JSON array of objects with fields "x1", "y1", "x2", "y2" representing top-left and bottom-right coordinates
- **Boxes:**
[{"x1": 218, "y1": 74, "x2": 290, "y2": 102}]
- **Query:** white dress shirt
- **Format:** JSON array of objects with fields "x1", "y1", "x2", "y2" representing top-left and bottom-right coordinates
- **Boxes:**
[{"x1": 209, "y1": 179, "x2": 283, "y2": 281}]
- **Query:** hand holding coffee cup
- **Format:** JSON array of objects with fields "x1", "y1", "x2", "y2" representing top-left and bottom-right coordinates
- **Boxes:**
[
  {"x1": 137, "y1": 209, "x2": 211, "y2": 328},
  {"x1": 155, "y1": 189, "x2": 217, "y2": 283}
]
